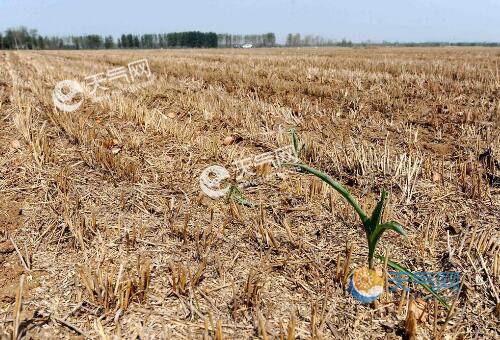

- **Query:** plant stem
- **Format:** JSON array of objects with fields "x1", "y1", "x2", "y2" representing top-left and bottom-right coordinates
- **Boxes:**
[{"x1": 368, "y1": 244, "x2": 375, "y2": 270}]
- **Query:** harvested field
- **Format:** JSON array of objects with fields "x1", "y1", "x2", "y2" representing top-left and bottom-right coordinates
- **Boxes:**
[{"x1": 0, "y1": 47, "x2": 499, "y2": 338}]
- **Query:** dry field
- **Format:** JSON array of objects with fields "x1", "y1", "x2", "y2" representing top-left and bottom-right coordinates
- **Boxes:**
[{"x1": 0, "y1": 47, "x2": 499, "y2": 339}]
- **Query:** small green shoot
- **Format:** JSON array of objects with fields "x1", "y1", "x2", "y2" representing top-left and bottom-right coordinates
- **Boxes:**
[
  {"x1": 288, "y1": 129, "x2": 405, "y2": 269},
  {"x1": 289, "y1": 128, "x2": 305, "y2": 159},
  {"x1": 292, "y1": 162, "x2": 406, "y2": 270},
  {"x1": 288, "y1": 129, "x2": 451, "y2": 309},
  {"x1": 227, "y1": 185, "x2": 255, "y2": 208}
]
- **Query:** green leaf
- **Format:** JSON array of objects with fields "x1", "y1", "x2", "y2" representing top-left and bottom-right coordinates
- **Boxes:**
[
  {"x1": 371, "y1": 221, "x2": 406, "y2": 242},
  {"x1": 368, "y1": 221, "x2": 406, "y2": 269},
  {"x1": 368, "y1": 190, "x2": 388, "y2": 233},
  {"x1": 290, "y1": 128, "x2": 301, "y2": 158},
  {"x1": 291, "y1": 163, "x2": 368, "y2": 224},
  {"x1": 227, "y1": 185, "x2": 255, "y2": 208},
  {"x1": 375, "y1": 254, "x2": 451, "y2": 310}
]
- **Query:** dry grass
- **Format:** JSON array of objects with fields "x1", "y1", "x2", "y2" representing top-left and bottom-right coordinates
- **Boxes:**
[{"x1": 0, "y1": 47, "x2": 499, "y2": 339}]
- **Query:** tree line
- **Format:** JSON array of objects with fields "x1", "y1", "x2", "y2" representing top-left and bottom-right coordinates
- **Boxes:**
[
  {"x1": 285, "y1": 33, "x2": 348, "y2": 47},
  {"x1": 217, "y1": 33, "x2": 276, "y2": 47},
  {"x1": 0, "y1": 27, "x2": 219, "y2": 49},
  {"x1": 1, "y1": 27, "x2": 498, "y2": 50},
  {"x1": 119, "y1": 32, "x2": 218, "y2": 48},
  {"x1": 0, "y1": 27, "x2": 118, "y2": 50},
  {"x1": 284, "y1": 33, "x2": 500, "y2": 47}
]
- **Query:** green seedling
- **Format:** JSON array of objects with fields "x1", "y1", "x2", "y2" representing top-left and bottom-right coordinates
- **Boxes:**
[
  {"x1": 289, "y1": 128, "x2": 305, "y2": 159},
  {"x1": 226, "y1": 185, "x2": 255, "y2": 208},
  {"x1": 288, "y1": 129, "x2": 450, "y2": 308},
  {"x1": 288, "y1": 129, "x2": 405, "y2": 269},
  {"x1": 292, "y1": 162, "x2": 406, "y2": 270}
]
